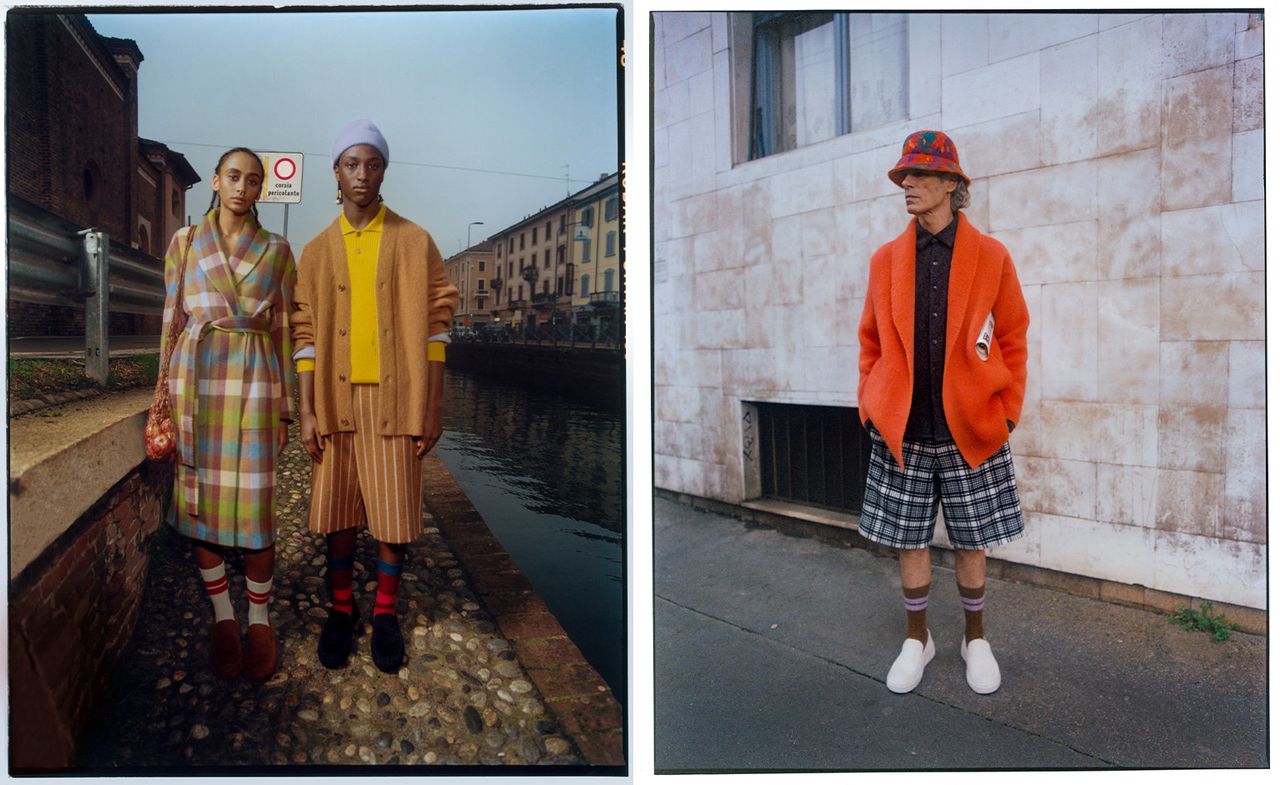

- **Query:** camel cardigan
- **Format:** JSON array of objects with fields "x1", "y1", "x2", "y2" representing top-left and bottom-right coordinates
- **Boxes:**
[
  {"x1": 291, "y1": 207, "x2": 459, "y2": 438},
  {"x1": 857, "y1": 212, "x2": 1029, "y2": 469}
]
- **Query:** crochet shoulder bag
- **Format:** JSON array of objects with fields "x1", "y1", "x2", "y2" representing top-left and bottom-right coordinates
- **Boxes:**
[{"x1": 144, "y1": 226, "x2": 195, "y2": 461}]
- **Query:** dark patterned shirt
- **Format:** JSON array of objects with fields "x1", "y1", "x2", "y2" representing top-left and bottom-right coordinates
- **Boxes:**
[{"x1": 905, "y1": 216, "x2": 957, "y2": 442}]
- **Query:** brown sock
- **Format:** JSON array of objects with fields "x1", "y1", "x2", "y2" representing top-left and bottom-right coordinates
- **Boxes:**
[
  {"x1": 903, "y1": 583, "x2": 929, "y2": 643},
  {"x1": 959, "y1": 583, "x2": 985, "y2": 643}
]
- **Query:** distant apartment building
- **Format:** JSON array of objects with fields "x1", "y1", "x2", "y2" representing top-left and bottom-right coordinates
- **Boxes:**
[
  {"x1": 491, "y1": 200, "x2": 573, "y2": 329},
  {"x1": 486, "y1": 170, "x2": 622, "y2": 330},
  {"x1": 653, "y1": 12, "x2": 1264, "y2": 612},
  {"x1": 568, "y1": 173, "x2": 621, "y2": 332},
  {"x1": 6, "y1": 12, "x2": 200, "y2": 336},
  {"x1": 444, "y1": 242, "x2": 495, "y2": 328}
]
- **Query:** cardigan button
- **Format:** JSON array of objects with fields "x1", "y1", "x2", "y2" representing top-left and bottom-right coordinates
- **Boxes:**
[
  {"x1": 338, "y1": 328, "x2": 346, "y2": 336},
  {"x1": 338, "y1": 283, "x2": 346, "y2": 292},
  {"x1": 339, "y1": 374, "x2": 346, "y2": 382},
  {"x1": 341, "y1": 418, "x2": 349, "y2": 426}
]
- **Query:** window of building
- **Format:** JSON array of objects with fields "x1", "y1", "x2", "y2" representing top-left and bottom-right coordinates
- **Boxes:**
[
  {"x1": 557, "y1": 245, "x2": 565, "y2": 265},
  {"x1": 543, "y1": 280, "x2": 550, "y2": 295},
  {"x1": 533, "y1": 226, "x2": 538, "y2": 244},
  {"x1": 507, "y1": 262, "x2": 513, "y2": 278},
  {"x1": 605, "y1": 231, "x2": 617, "y2": 257},
  {"x1": 739, "y1": 12, "x2": 907, "y2": 162},
  {"x1": 581, "y1": 206, "x2": 595, "y2": 228},
  {"x1": 605, "y1": 196, "x2": 619, "y2": 222},
  {"x1": 580, "y1": 274, "x2": 590, "y2": 298},
  {"x1": 545, "y1": 220, "x2": 552, "y2": 238},
  {"x1": 477, "y1": 279, "x2": 486, "y2": 292},
  {"x1": 753, "y1": 402, "x2": 872, "y2": 513},
  {"x1": 508, "y1": 238, "x2": 514, "y2": 253},
  {"x1": 604, "y1": 268, "x2": 615, "y2": 292},
  {"x1": 478, "y1": 261, "x2": 486, "y2": 272},
  {"x1": 518, "y1": 285, "x2": 524, "y2": 301},
  {"x1": 520, "y1": 233, "x2": 525, "y2": 250},
  {"x1": 581, "y1": 239, "x2": 592, "y2": 262},
  {"x1": 82, "y1": 160, "x2": 101, "y2": 204},
  {"x1": 559, "y1": 215, "x2": 566, "y2": 233},
  {"x1": 544, "y1": 249, "x2": 551, "y2": 269}
]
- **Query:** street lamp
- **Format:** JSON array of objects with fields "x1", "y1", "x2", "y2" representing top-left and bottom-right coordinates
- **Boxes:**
[{"x1": 466, "y1": 221, "x2": 483, "y2": 328}]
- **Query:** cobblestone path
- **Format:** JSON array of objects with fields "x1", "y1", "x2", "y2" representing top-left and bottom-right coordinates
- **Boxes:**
[{"x1": 79, "y1": 423, "x2": 584, "y2": 768}]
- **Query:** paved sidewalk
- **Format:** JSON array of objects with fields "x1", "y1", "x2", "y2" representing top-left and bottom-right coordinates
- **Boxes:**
[
  {"x1": 74, "y1": 419, "x2": 613, "y2": 770},
  {"x1": 654, "y1": 495, "x2": 1267, "y2": 771}
]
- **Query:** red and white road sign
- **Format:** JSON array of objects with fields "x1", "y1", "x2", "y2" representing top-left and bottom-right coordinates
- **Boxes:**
[{"x1": 256, "y1": 151, "x2": 304, "y2": 204}]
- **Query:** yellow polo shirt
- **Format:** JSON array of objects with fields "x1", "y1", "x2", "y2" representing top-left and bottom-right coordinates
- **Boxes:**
[{"x1": 296, "y1": 204, "x2": 446, "y2": 377}]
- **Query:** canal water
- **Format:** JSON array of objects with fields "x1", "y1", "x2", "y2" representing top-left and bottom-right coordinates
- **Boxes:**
[{"x1": 435, "y1": 368, "x2": 625, "y2": 705}]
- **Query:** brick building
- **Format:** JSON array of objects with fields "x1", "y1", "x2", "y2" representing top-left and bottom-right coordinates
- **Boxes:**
[{"x1": 5, "y1": 12, "x2": 200, "y2": 336}]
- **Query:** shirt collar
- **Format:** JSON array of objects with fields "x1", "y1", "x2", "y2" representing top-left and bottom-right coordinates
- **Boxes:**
[
  {"x1": 916, "y1": 215, "x2": 958, "y2": 251},
  {"x1": 340, "y1": 203, "x2": 387, "y2": 236}
]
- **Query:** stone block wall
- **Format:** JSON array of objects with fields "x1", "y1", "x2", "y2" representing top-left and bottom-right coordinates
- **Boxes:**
[
  {"x1": 8, "y1": 460, "x2": 170, "y2": 770},
  {"x1": 653, "y1": 12, "x2": 1264, "y2": 609}
]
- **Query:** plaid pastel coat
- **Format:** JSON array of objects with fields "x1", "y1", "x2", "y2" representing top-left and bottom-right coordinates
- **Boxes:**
[{"x1": 161, "y1": 209, "x2": 296, "y2": 548}]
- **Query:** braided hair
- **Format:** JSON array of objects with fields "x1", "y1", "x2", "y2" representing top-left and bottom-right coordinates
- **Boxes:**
[{"x1": 206, "y1": 147, "x2": 264, "y2": 218}]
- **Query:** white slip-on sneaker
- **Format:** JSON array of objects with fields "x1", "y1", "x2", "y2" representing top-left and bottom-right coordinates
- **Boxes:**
[
  {"x1": 960, "y1": 638, "x2": 1002, "y2": 694},
  {"x1": 886, "y1": 630, "x2": 935, "y2": 693}
]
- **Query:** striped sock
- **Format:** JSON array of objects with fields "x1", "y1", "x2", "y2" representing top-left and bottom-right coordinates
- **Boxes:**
[
  {"x1": 373, "y1": 557, "x2": 403, "y2": 617},
  {"x1": 246, "y1": 577, "x2": 272, "y2": 627},
  {"x1": 328, "y1": 554, "x2": 355, "y2": 615},
  {"x1": 959, "y1": 584, "x2": 985, "y2": 642},
  {"x1": 904, "y1": 583, "x2": 929, "y2": 643},
  {"x1": 200, "y1": 563, "x2": 235, "y2": 623}
]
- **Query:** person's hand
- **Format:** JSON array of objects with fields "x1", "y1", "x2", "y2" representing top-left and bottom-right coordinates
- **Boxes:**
[
  {"x1": 300, "y1": 412, "x2": 325, "y2": 463},
  {"x1": 415, "y1": 406, "x2": 443, "y2": 458}
]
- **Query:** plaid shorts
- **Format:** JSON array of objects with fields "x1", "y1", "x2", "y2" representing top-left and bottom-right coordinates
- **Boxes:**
[{"x1": 859, "y1": 425, "x2": 1025, "y2": 550}]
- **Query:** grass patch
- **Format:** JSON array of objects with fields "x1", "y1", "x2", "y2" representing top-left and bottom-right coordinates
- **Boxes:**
[
  {"x1": 8, "y1": 354, "x2": 160, "y2": 403},
  {"x1": 1168, "y1": 602, "x2": 1235, "y2": 642}
]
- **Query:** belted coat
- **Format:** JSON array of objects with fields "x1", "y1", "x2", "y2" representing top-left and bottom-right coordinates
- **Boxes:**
[
  {"x1": 857, "y1": 212, "x2": 1029, "y2": 470},
  {"x1": 161, "y1": 209, "x2": 296, "y2": 548}
]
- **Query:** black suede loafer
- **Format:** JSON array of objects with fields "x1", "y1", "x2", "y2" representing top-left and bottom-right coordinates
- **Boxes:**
[
  {"x1": 370, "y1": 613, "x2": 405, "y2": 674},
  {"x1": 317, "y1": 607, "x2": 359, "y2": 669}
]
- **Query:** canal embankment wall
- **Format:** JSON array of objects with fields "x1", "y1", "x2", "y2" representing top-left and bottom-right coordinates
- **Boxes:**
[
  {"x1": 8, "y1": 391, "x2": 624, "y2": 770},
  {"x1": 8, "y1": 390, "x2": 169, "y2": 769},
  {"x1": 445, "y1": 343, "x2": 623, "y2": 404}
]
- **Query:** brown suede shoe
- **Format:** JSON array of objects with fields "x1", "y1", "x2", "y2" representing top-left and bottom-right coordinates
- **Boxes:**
[
  {"x1": 210, "y1": 618, "x2": 243, "y2": 680},
  {"x1": 244, "y1": 623, "x2": 278, "y2": 684}
]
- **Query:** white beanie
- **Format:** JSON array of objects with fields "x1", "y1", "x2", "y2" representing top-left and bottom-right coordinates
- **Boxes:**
[{"x1": 331, "y1": 119, "x2": 389, "y2": 167}]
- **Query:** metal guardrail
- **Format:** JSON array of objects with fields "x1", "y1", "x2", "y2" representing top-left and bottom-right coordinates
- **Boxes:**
[
  {"x1": 7, "y1": 196, "x2": 167, "y2": 383},
  {"x1": 451, "y1": 320, "x2": 622, "y2": 351}
]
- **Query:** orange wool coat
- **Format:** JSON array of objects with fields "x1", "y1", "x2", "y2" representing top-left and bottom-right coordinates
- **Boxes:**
[{"x1": 857, "y1": 212, "x2": 1030, "y2": 469}]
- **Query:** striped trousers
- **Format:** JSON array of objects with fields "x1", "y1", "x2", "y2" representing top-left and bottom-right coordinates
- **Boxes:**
[{"x1": 307, "y1": 384, "x2": 423, "y2": 544}]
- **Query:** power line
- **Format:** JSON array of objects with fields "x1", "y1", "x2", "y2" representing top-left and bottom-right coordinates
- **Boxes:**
[{"x1": 162, "y1": 140, "x2": 598, "y2": 185}]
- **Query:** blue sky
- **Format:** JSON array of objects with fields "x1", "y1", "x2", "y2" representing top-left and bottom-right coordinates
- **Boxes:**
[{"x1": 87, "y1": 7, "x2": 621, "y2": 254}]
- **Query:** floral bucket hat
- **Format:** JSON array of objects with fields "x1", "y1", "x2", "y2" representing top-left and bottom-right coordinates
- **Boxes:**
[{"x1": 888, "y1": 130, "x2": 970, "y2": 186}]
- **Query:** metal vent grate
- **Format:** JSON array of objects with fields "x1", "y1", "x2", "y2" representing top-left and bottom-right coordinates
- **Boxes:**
[{"x1": 755, "y1": 402, "x2": 872, "y2": 514}]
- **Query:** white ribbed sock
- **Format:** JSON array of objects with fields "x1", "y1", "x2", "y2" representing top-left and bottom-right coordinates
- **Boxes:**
[
  {"x1": 199, "y1": 563, "x2": 235, "y2": 622},
  {"x1": 246, "y1": 577, "x2": 272, "y2": 627}
]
